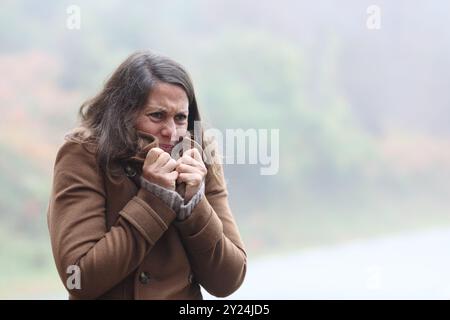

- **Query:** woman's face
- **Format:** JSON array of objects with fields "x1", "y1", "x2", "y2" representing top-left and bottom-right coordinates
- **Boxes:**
[{"x1": 135, "y1": 82, "x2": 189, "y2": 153}]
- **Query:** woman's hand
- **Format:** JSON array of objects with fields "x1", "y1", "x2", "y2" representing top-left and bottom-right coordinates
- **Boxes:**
[
  {"x1": 142, "y1": 148, "x2": 179, "y2": 190},
  {"x1": 176, "y1": 148, "x2": 207, "y2": 202}
]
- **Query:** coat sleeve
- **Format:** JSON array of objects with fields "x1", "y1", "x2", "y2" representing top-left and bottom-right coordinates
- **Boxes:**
[
  {"x1": 173, "y1": 162, "x2": 247, "y2": 298},
  {"x1": 47, "y1": 141, "x2": 176, "y2": 299}
]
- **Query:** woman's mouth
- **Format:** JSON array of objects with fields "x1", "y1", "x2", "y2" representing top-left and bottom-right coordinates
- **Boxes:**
[{"x1": 160, "y1": 144, "x2": 174, "y2": 153}]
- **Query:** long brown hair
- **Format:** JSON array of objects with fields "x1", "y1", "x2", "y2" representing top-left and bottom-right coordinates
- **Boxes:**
[{"x1": 69, "y1": 50, "x2": 219, "y2": 178}]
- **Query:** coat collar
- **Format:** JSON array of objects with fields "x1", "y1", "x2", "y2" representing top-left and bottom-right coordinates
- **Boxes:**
[
  {"x1": 123, "y1": 131, "x2": 204, "y2": 197},
  {"x1": 127, "y1": 131, "x2": 204, "y2": 166},
  {"x1": 127, "y1": 131, "x2": 160, "y2": 165}
]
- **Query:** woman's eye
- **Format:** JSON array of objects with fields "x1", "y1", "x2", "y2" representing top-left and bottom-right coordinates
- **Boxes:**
[
  {"x1": 148, "y1": 112, "x2": 164, "y2": 120},
  {"x1": 175, "y1": 114, "x2": 187, "y2": 122}
]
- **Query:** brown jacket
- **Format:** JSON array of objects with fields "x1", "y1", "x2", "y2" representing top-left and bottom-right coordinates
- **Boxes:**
[{"x1": 47, "y1": 133, "x2": 247, "y2": 299}]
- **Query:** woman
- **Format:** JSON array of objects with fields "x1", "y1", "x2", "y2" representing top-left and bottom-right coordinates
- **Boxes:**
[{"x1": 47, "y1": 51, "x2": 247, "y2": 299}]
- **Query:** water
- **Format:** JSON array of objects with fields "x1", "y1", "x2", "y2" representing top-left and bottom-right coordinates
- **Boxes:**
[{"x1": 204, "y1": 227, "x2": 450, "y2": 299}]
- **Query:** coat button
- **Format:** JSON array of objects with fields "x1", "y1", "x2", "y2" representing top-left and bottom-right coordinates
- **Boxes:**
[
  {"x1": 139, "y1": 271, "x2": 150, "y2": 285},
  {"x1": 188, "y1": 273, "x2": 195, "y2": 284},
  {"x1": 125, "y1": 165, "x2": 137, "y2": 177}
]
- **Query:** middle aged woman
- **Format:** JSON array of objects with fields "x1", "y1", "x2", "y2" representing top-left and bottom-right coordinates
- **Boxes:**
[{"x1": 47, "y1": 51, "x2": 247, "y2": 299}]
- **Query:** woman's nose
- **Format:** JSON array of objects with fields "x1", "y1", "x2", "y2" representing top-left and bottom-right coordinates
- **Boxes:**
[{"x1": 160, "y1": 120, "x2": 178, "y2": 140}]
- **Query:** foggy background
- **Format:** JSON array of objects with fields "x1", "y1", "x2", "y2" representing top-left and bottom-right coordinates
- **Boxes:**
[{"x1": 1, "y1": 0, "x2": 449, "y2": 299}]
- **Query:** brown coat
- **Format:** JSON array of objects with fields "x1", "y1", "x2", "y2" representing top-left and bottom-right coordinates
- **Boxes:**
[{"x1": 47, "y1": 134, "x2": 247, "y2": 299}]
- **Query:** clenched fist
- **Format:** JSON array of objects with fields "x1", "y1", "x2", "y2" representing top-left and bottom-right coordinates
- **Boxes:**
[
  {"x1": 175, "y1": 148, "x2": 207, "y2": 202},
  {"x1": 142, "y1": 148, "x2": 179, "y2": 190}
]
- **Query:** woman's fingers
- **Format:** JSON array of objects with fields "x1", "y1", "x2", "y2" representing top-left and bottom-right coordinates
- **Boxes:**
[
  {"x1": 167, "y1": 170, "x2": 179, "y2": 181},
  {"x1": 155, "y1": 152, "x2": 171, "y2": 167},
  {"x1": 176, "y1": 156, "x2": 193, "y2": 168},
  {"x1": 183, "y1": 148, "x2": 203, "y2": 162},
  {"x1": 177, "y1": 151, "x2": 205, "y2": 168},
  {"x1": 176, "y1": 163, "x2": 199, "y2": 174},
  {"x1": 143, "y1": 147, "x2": 206, "y2": 191},
  {"x1": 176, "y1": 157, "x2": 207, "y2": 177},
  {"x1": 161, "y1": 158, "x2": 178, "y2": 172},
  {"x1": 177, "y1": 172, "x2": 202, "y2": 186},
  {"x1": 145, "y1": 147, "x2": 165, "y2": 165}
]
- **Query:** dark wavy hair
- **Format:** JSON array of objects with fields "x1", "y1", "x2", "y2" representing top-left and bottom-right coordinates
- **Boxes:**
[{"x1": 69, "y1": 51, "x2": 215, "y2": 177}]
